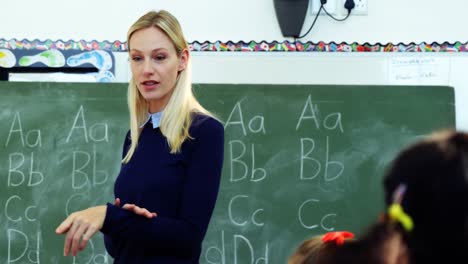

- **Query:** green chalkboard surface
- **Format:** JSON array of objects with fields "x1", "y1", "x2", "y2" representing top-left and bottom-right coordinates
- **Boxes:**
[{"x1": 0, "y1": 82, "x2": 455, "y2": 263}]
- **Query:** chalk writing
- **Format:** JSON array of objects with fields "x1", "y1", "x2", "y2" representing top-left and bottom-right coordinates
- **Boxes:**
[
  {"x1": 228, "y1": 140, "x2": 267, "y2": 182},
  {"x1": 7, "y1": 229, "x2": 40, "y2": 263},
  {"x1": 4, "y1": 195, "x2": 37, "y2": 222},
  {"x1": 71, "y1": 149, "x2": 108, "y2": 189},
  {"x1": 225, "y1": 101, "x2": 266, "y2": 136},
  {"x1": 228, "y1": 194, "x2": 264, "y2": 227},
  {"x1": 204, "y1": 231, "x2": 269, "y2": 264},
  {"x1": 66, "y1": 105, "x2": 109, "y2": 143},
  {"x1": 296, "y1": 95, "x2": 344, "y2": 133},
  {"x1": 5, "y1": 112, "x2": 42, "y2": 148},
  {"x1": 298, "y1": 199, "x2": 336, "y2": 231},
  {"x1": 8, "y1": 152, "x2": 44, "y2": 187}
]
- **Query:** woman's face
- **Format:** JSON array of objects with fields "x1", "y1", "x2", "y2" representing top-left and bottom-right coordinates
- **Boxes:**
[{"x1": 129, "y1": 26, "x2": 188, "y2": 113}]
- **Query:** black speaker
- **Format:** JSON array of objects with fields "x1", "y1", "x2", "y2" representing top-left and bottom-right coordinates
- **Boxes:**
[{"x1": 273, "y1": 0, "x2": 309, "y2": 38}]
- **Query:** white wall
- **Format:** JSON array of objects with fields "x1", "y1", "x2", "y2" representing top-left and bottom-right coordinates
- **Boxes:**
[{"x1": 1, "y1": 0, "x2": 467, "y2": 42}]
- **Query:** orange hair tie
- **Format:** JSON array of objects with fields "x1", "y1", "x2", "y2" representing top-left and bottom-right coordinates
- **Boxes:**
[{"x1": 321, "y1": 231, "x2": 355, "y2": 245}]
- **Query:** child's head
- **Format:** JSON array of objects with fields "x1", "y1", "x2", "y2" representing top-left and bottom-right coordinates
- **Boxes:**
[
  {"x1": 288, "y1": 235, "x2": 323, "y2": 264},
  {"x1": 289, "y1": 226, "x2": 408, "y2": 264},
  {"x1": 288, "y1": 231, "x2": 354, "y2": 264},
  {"x1": 383, "y1": 130, "x2": 468, "y2": 262},
  {"x1": 357, "y1": 217, "x2": 409, "y2": 264},
  {"x1": 324, "y1": 222, "x2": 408, "y2": 264}
]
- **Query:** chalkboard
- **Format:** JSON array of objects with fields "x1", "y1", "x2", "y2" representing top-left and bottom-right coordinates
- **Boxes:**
[{"x1": 0, "y1": 82, "x2": 455, "y2": 264}]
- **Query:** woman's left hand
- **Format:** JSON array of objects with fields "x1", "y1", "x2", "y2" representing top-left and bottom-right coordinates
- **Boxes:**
[
  {"x1": 55, "y1": 205, "x2": 107, "y2": 256},
  {"x1": 115, "y1": 198, "x2": 157, "y2": 218}
]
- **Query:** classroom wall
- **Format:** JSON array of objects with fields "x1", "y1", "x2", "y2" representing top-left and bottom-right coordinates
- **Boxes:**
[
  {"x1": 1, "y1": 0, "x2": 466, "y2": 42},
  {"x1": 2, "y1": 0, "x2": 467, "y2": 131}
]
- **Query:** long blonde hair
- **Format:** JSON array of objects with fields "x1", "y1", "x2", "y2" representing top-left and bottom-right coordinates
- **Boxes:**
[{"x1": 123, "y1": 10, "x2": 213, "y2": 163}]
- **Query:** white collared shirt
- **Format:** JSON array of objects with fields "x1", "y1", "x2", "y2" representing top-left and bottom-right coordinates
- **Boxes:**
[{"x1": 140, "y1": 111, "x2": 163, "y2": 129}]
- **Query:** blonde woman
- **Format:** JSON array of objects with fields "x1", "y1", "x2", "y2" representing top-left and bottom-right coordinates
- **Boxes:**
[{"x1": 56, "y1": 10, "x2": 225, "y2": 263}]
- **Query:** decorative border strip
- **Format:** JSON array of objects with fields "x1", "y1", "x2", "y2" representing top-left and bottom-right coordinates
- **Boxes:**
[
  {"x1": 190, "y1": 41, "x2": 468, "y2": 52},
  {"x1": 0, "y1": 39, "x2": 127, "y2": 52},
  {"x1": 1, "y1": 39, "x2": 468, "y2": 52}
]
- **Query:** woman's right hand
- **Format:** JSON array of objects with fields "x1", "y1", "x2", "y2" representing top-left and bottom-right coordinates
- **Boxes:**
[
  {"x1": 56, "y1": 205, "x2": 107, "y2": 256},
  {"x1": 114, "y1": 198, "x2": 157, "y2": 218}
]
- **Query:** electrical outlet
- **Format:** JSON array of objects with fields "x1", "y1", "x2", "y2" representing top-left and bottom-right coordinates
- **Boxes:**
[
  {"x1": 310, "y1": 0, "x2": 338, "y2": 16},
  {"x1": 341, "y1": 0, "x2": 368, "y2": 15}
]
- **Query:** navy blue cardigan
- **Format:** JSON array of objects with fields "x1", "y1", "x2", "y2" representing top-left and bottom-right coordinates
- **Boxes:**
[{"x1": 101, "y1": 114, "x2": 224, "y2": 263}]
